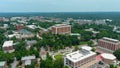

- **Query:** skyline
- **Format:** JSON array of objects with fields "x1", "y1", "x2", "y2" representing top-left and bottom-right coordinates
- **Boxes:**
[{"x1": 0, "y1": 0, "x2": 120, "y2": 12}]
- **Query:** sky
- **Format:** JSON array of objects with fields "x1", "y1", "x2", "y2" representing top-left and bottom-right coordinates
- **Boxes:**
[{"x1": 0, "y1": 0, "x2": 120, "y2": 12}]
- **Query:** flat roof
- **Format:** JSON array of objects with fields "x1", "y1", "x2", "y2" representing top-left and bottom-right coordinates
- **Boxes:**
[
  {"x1": 66, "y1": 49, "x2": 96, "y2": 63},
  {"x1": 103, "y1": 37, "x2": 119, "y2": 43},
  {"x1": 2, "y1": 41, "x2": 13, "y2": 47},
  {"x1": 70, "y1": 33, "x2": 80, "y2": 36},
  {"x1": 101, "y1": 53, "x2": 116, "y2": 60},
  {"x1": 25, "y1": 60, "x2": 31, "y2": 65},
  {"x1": 52, "y1": 24, "x2": 71, "y2": 28},
  {"x1": 81, "y1": 46, "x2": 92, "y2": 51},
  {"x1": 0, "y1": 61, "x2": 6, "y2": 66},
  {"x1": 19, "y1": 29, "x2": 32, "y2": 34},
  {"x1": 21, "y1": 55, "x2": 35, "y2": 61}
]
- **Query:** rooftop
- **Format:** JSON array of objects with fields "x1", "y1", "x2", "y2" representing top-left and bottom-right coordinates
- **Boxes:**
[
  {"x1": 19, "y1": 29, "x2": 32, "y2": 34},
  {"x1": 0, "y1": 61, "x2": 6, "y2": 66},
  {"x1": 2, "y1": 41, "x2": 13, "y2": 47},
  {"x1": 101, "y1": 53, "x2": 116, "y2": 60},
  {"x1": 27, "y1": 25, "x2": 37, "y2": 29},
  {"x1": 52, "y1": 24, "x2": 71, "y2": 28},
  {"x1": 81, "y1": 46, "x2": 92, "y2": 51},
  {"x1": 65, "y1": 49, "x2": 96, "y2": 62},
  {"x1": 26, "y1": 40, "x2": 37, "y2": 45},
  {"x1": 21, "y1": 55, "x2": 36, "y2": 61},
  {"x1": 70, "y1": 33, "x2": 80, "y2": 36},
  {"x1": 102, "y1": 37, "x2": 119, "y2": 43}
]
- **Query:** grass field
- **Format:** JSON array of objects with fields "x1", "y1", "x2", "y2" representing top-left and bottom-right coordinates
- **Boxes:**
[{"x1": 54, "y1": 54, "x2": 63, "y2": 60}]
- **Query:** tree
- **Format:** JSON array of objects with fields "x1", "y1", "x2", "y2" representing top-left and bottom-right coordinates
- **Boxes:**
[
  {"x1": 63, "y1": 66, "x2": 69, "y2": 68},
  {"x1": 87, "y1": 41, "x2": 93, "y2": 47},
  {"x1": 110, "y1": 64, "x2": 117, "y2": 68},
  {"x1": 113, "y1": 49, "x2": 120, "y2": 60},
  {"x1": 74, "y1": 46, "x2": 79, "y2": 51}
]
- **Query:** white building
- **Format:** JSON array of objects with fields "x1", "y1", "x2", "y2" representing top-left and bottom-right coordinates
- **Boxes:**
[
  {"x1": 2, "y1": 41, "x2": 15, "y2": 53},
  {"x1": 64, "y1": 49, "x2": 96, "y2": 68},
  {"x1": 27, "y1": 25, "x2": 37, "y2": 30},
  {"x1": 101, "y1": 53, "x2": 116, "y2": 64},
  {"x1": 21, "y1": 55, "x2": 36, "y2": 65},
  {"x1": 0, "y1": 61, "x2": 7, "y2": 68}
]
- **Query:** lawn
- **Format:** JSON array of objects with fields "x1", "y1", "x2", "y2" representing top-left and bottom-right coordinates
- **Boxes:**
[
  {"x1": 80, "y1": 41, "x2": 88, "y2": 45},
  {"x1": 54, "y1": 54, "x2": 63, "y2": 60}
]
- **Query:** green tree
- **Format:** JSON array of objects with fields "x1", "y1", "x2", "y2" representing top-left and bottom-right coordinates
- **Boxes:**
[{"x1": 113, "y1": 49, "x2": 120, "y2": 60}]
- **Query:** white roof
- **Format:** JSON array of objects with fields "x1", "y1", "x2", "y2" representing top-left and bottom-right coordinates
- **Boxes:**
[
  {"x1": 25, "y1": 60, "x2": 31, "y2": 65},
  {"x1": 101, "y1": 53, "x2": 116, "y2": 60},
  {"x1": 27, "y1": 25, "x2": 36, "y2": 29},
  {"x1": 8, "y1": 34, "x2": 15, "y2": 38},
  {"x1": 8, "y1": 34, "x2": 20, "y2": 38},
  {"x1": 0, "y1": 61, "x2": 6, "y2": 66},
  {"x1": 2, "y1": 41, "x2": 13, "y2": 47},
  {"x1": 66, "y1": 49, "x2": 96, "y2": 62},
  {"x1": 52, "y1": 24, "x2": 70, "y2": 28},
  {"x1": 81, "y1": 46, "x2": 92, "y2": 51},
  {"x1": 103, "y1": 37, "x2": 119, "y2": 42},
  {"x1": 70, "y1": 33, "x2": 80, "y2": 36},
  {"x1": 21, "y1": 55, "x2": 36, "y2": 61}
]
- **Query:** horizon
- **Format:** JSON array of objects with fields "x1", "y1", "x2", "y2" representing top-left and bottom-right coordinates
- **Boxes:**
[
  {"x1": 1, "y1": 0, "x2": 120, "y2": 12},
  {"x1": 1, "y1": 11, "x2": 120, "y2": 13}
]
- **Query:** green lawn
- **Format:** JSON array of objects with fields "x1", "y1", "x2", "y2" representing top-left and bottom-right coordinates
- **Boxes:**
[
  {"x1": 80, "y1": 41, "x2": 88, "y2": 45},
  {"x1": 54, "y1": 54, "x2": 63, "y2": 60}
]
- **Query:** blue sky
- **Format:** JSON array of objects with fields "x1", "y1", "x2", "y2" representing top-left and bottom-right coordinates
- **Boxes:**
[{"x1": 0, "y1": 0, "x2": 120, "y2": 12}]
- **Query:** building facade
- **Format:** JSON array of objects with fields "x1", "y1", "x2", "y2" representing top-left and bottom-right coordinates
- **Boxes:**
[
  {"x1": 97, "y1": 37, "x2": 120, "y2": 53},
  {"x1": 50, "y1": 24, "x2": 71, "y2": 34},
  {"x1": 63, "y1": 49, "x2": 96, "y2": 68}
]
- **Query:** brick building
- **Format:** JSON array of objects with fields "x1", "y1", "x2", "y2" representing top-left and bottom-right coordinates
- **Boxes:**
[
  {"x1": 50, "y1": 24, "x2": 71, "y2": 34},
  {"x1": 96, "y1": 37, "x2": 120, "y2": 53},
  {"x1": 15, "y1": 24, "x2": 24, "y2": 30}
]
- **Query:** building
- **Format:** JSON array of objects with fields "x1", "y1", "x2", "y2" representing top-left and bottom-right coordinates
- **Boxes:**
[
  {"x1": 96, "y1": 37, "x2": 120, "y2": 53},
  {"x1": 0, "y1": 61, "x2": 7, "y2": 68},
  {"x1": 39, "y1": 28, "x2": 49, "y2": 36},
  {"x1": 101, "y1": 53, "x2": 116, "y2": 64},
  {"x1": 27, "y1": 25, "x2": 37, "y2": 30},
  {"x1": 50, "y1": 24, "x2": 71, "y2": 34},
  {"x1": 88, "y1": 61, "x2": 109, "y2": 68},
  {"x1": 26, "y1": 40, "x2": 37, "y2": 49},
  {"x1": 19, "y1": 29, "x2": 34, "y2": 38},
  {"x1": 70, "y1": 33, "x2": 81, "y2": 39},
  {"x1": 81, "y1": 46, "x2": 92, "y2": 51},
  {"x1": 63, "y1": 49, "x2": 96, "y2": 68},
  {"x1": 40, "y1": 47, "x2": 47, "y2": 60},
  {"x1": 21, "y1": 55, "x2": 36, "y2": 66},
  {"x1": 3, "y1": 24, "x2": 8, "y2": 29},
  {"x1": 2, "y1": 41, "x2": 15, "y2": 53},
  {"x1": 15, "y1": 24, "x2": 24, "y2": 30},
  {"x1": 94, "y1": 20, "x2": 106, "y2": 25},
  {"x1": 75, "y1": 19, "x2": 93, "y2": 25}
]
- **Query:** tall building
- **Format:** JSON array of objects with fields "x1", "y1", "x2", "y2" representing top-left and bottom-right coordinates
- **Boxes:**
[
  {"x1": 63, "y1": 49, "x2": 96, "y2": 68},
  {"x1": 2, "y1": 41, "x2": 15, "y2": 53},
  {"x1": 97, "y1": 37, "x2": 120, "y2": 53},
  {"x1": 50, "y1": 24, "x2": 71, "y2": 34}
]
